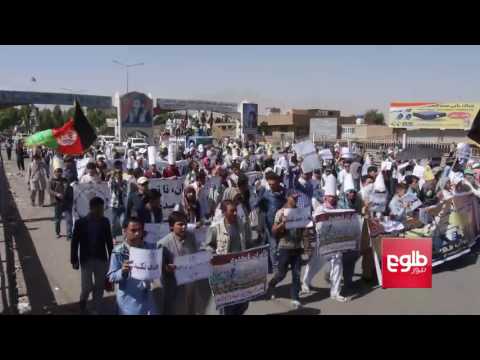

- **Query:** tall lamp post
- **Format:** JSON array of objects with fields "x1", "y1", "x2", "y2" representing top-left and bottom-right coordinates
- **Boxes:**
[{"x1": 112, "y1": 60, "x2": 144, "y2": 93}]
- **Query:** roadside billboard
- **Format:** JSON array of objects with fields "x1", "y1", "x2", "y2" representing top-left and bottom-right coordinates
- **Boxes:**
[
  {"x1": 241, "y1": 102, "x2": 258, "y2": 136},
  {"x1": 389, "y1": 102, "x2": 480, "y2": 129},
  {"x1": 118, "y1": 92, "x2": 153, "y2": 141}
]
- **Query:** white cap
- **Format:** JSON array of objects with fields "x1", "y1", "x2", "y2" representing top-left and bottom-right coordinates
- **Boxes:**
[
  {"x1": 96, "y1": 154, "x2": 106, "y2": 161},
  {"x1": 53, "y1": 157, "x2": 64, "y2": 171},
  {"x1": 324, "y1": 174, "x2": 337, "y2": 196},
  {"x1": 198, "y1": 144, "x2": 204, "y2": 153},
  {"x1": 137, "y1": 177, "x2": 149, "y2": 185},
  {"x1": 343, "y1": 173, "x2": 356, "y2": 193},
  {"x1": 341, "y1": 147, "x2": 353, "y2": 159},
  {"x1": 374, "y1": 172, "x2": 386, "y2": 192},
  {"x1": 168, "y1": 143, "x2": 176, "y2": 165}
]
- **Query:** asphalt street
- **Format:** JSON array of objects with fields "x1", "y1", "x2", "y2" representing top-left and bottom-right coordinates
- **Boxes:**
[{"x1": 1, "y1": 155, "x2": 480, "y2": 315}]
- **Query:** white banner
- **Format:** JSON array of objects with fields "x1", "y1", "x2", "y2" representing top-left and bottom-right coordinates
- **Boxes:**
[
  {"x1": 174, "y1": 251, "x2": 213, "y2": 286},
  {"x1": 149, "y1": 177, "x2": 185, "y2": 217},
  {"x1": 129, "y1": 247, "x2": 163, "y2": 282},
  {"x1": 284, "y1": 207, "x2": 312, "y2": 229},
  {"x1": 144, "y1": 223, "x2": 170, "y2": 245},
  {"x1": 301, "y1": 153, "x2": 322, "y2": 173},
  {"x1": 72, "y1": 182, "x2": 112, "y2": 220},
  {"x1": 209, "y1": 245, "x2": 269, "y2": 309}
]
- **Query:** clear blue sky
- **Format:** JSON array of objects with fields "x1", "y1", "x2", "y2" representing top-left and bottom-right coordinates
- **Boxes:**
[{"x1": 1, "y1": 45, "x2": 480, "y2": 116}]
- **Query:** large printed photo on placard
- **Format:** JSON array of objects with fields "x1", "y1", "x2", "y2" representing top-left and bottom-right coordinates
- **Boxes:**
[{"x1": 120, "y1": 92, "x2": 153, "y2": 128}]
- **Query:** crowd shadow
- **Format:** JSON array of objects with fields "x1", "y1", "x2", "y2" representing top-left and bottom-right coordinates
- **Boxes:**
[
  {"x1": 0, "y1": 164, "x2": 57, "y2": 314},
  {"x1": 272, "y1": 306, "x2": 321, "y2": 315},
  {"x1": 433, "y1": 250, "x2": 479, "y2": 274}
]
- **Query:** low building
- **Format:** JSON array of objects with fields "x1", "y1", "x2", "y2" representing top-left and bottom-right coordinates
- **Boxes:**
[
  {"x1": 259, "y1": 108, "x2": 341, "y2": 139},
  {"x1": 341, "y1": 124, "x2": 394, "y2": 140}
]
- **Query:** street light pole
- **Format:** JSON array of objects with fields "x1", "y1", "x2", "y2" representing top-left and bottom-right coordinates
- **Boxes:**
[{"x1": 113, "y1": 60, "x2": 144, "y2": 94}]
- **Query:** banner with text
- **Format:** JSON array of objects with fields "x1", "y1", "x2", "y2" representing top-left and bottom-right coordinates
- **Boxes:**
[{"x1": 209, "y1": 245, "x2": 269, "y2": 309}]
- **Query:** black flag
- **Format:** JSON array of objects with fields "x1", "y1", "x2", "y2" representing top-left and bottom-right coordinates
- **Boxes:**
[{"x1": 467, "y1": 110, "x2": 480, "y2": 146}]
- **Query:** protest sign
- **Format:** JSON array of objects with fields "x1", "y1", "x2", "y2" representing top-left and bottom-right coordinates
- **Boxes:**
[
  {"x1": 319, "y1": 149, "x2": 333, "y2": 160},
  {"x1": 246, "y1": 171, "x2": 263, "y2": 188},
  {"x1": 156, "y1": 160, "x2": 189, "y2": 175},
  {"x1": 315, "y1": 209, "x2": 362, "y2": 257},
  {"x1": 209, "y1": 245, "x2": 269, "y2": 309},
  {"x1": 76, "y1": 158, "x2": 90, "y2": 179},
  {"x1": 284, "y1": 207, "x2": 312, "y2": 229},
  {"x1": 174, "y1": 251, "x2": 213, "y2": 286},
  {"x1": 368, "y1": 192, "x2": 388, "y2": 213},
  {"x1": 129, "y1": 247, "x2": 163, "y2": 282},
  {"x1": 204, "y1": 176, "x2": 222, "y2": 195},
  {"x1": 149, "y1": 177, "x2": 185, "y2": 217},
  {"x1": 144, "y1": 223, "x2": 170, "y2": 245},
  {"x1": 402, "y1": 193, "x2": 422, "y2": 212},
  {"x1": 301, "y1": 153, "x2": 322, "y2": 173},
  {"x1": 72, "y1": 182, "x2": 112, "y2": 220},
  {"x1": 413, "y1": 165, "x2": 425, "y2": 179},
  {"x1": 293, "y1": 141, "x2": 316, "y2": 157}
]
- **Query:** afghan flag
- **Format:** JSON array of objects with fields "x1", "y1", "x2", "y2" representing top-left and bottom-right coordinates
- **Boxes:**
[
  {"x1": 25, "y1": 100, "x2": 97, "y2": 155},
  {"x1": 468, "y1": 109, "x2": 480, "y2": 147}
]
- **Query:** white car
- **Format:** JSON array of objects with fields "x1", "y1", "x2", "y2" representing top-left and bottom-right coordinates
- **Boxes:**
[{"x1": 107, "y1": 141, "x2": 126, "y2": 155}]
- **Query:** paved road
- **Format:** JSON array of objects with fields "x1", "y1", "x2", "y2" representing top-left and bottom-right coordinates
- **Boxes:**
[{"x1": 1, "y1": 155, "x2": 480, "y2": 315}]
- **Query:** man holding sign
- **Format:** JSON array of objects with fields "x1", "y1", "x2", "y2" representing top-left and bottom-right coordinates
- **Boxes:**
[
  {"x1": 108, "y1": 217, "x2": 160, "y2": 315},
  {"x1": 158, "y1": 211, "x2": 203, "y2": 315},
  {"x1": 267, "y1": 192, "x2": 307, "y2": 309}
]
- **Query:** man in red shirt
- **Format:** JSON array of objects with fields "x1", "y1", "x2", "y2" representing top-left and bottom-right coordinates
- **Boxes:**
[
  {"x1": 163, "y1": 161, "x2": 180, "y2": 178},
  {"x1": 145, "y1": 164, "x2": 162, "y2": 179}
]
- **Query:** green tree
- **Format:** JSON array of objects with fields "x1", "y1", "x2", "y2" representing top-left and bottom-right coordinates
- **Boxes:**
[
  {"x1": 364, "y1": 109, "x2": 385, "y2": 125},
  {"x1": 258, "y1": 121, "x2": 270, "y2": 135},
  {"x1": 0, "y1": 107, "x2": 20, "y2": 131},
  {"x1": 52, "y1": 105, "x2": 64, "y2": 127},
  {"x1": 154, "y1": 112, "x2": 170, "y2": 126},
  {"x1": 38, "y1": 109, "x2": 55, "y2": 131}
]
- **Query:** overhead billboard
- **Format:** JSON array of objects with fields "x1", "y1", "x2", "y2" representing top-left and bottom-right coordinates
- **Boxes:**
[
  {"x1": 156, "y1": 98, "x2": 238, "y2": 113},
  {"x1": 389, "y1": 102, "x2": 480, "y2": 130}
]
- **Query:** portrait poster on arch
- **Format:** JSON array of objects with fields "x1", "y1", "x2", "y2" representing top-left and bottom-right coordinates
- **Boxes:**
[
  {"x1": 242, "y1": 103, "x2": 258, "y2": 136},
  {"x1": 120, "y1": 92, "x2": 153, "y2": 128}
]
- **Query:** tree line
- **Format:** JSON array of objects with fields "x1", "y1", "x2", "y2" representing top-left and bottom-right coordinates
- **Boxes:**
[{"x1": 0, "y1": 105, "x2": 113, "y2": 134}]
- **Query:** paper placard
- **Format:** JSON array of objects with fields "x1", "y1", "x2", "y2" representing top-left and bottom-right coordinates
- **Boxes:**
[
  {"x1": 319, "y1": 149, "x2": 333, "y2": 160},
  {"x1": 301, "y1": 153, "x2": 322, "y2": 173},
  {"x1": 284, "y1": 207, "x2": 312, "y2": 229},
  {"x1": 129, "y1": 247, "x2": 163, "y2": 281},
  {"x1": 293, "y1": 141, "x2": 316, "y2": 157},
  {"x1": 149, "y1": 177, "x2": 185, "y2": 217},
  {"x1": 413, "y1": 165, "x2": 425, "y2": 179},
  {"x1": 174, "y1": 251, "x2": 213, "y2": 285}
]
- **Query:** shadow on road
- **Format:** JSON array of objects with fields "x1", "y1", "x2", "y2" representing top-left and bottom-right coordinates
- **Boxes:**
[
  {"x1": 0, "y1": 163, "x2": 57, "y2": 314},
  {"x1": 272, "y1": 306, "x2": 321, "y2": 315},
  {"x1": 433, "y1": 251, "x2": 479, "y2": 274}
]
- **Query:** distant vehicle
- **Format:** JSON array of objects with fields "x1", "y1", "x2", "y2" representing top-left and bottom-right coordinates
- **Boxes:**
[
  {"x1": 186, "y1": 136, "x2": 215, "y2": 147},
  {"x1": 124, "y1": 137, "x2": 149, "y2": 149},
  {"x1": 97, "y1": 135, "x2": 117, "y2": 144},
  {"x1": 412, "y1": 111, "x2": 446, "y2": 120},
  {"x1": 108, "y1": 141, "x2": 126, "y2": 155}
]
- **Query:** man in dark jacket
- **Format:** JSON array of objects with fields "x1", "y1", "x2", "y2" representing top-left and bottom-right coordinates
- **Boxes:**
[
  {"x1": 257, "y1": 171, "x2": 286, "y2": 273},
  {"x1": 123, "y1": 176, "x2": 149, "y2": 228},
  {"x1": 138, "y1": 189, "x2": 163, "y2": 223},
  {"x1": 71, "y1": 197, "x2": 113, "y2": 314}
]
